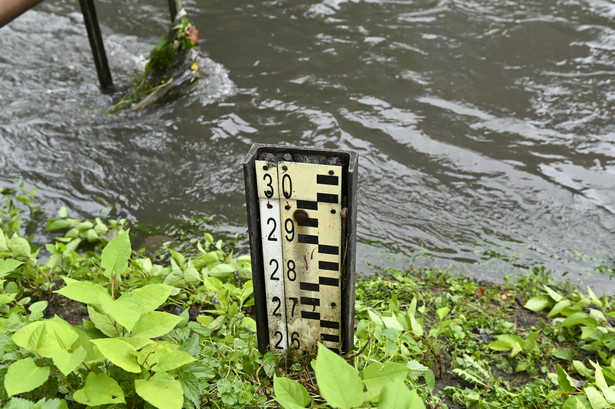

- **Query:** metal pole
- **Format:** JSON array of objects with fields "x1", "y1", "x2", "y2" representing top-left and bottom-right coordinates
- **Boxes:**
[
  {"x1": 167, "y1": 0, "x2": 183, "y2": 22},
  {"x1": 79, "y1": 0, "x2": 113, "y2": 93}
]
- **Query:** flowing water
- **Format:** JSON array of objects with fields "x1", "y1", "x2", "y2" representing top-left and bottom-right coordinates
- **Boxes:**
[{"x1": 1, "y1": 0, "x2": 614, "y2": 290}]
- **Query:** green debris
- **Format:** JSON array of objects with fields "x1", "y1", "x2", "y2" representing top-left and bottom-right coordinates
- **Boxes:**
[{"x1": 109, "y1": 14, "x2": 201, "y2": 113}]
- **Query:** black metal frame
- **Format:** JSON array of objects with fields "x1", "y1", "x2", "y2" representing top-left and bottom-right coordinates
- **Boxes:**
[{"x1": 243, "y1": 144, "x2": 358, "y2": 354}]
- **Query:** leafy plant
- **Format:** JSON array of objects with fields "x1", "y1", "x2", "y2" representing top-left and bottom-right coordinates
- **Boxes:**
[{"x1": 274, "y1": 343, "x2": 425, "y2": 409}]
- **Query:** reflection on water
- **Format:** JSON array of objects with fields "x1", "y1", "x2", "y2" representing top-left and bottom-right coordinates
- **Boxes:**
[{"x1": 1, "y1": 0, "x2": 614, "y2": 290}]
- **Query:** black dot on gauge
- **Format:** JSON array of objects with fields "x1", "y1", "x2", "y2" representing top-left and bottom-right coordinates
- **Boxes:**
[
  {"x1": 331, "y1": 302, "x2": 337, "y2": 307},
  {"x1": 329, "y1": 170, "x2": 334, "y2": 175},
  {"x1": 267, "y1": 203, "x2": 273, "y2": 209},
  {"x1": 263, "y1": 165, "x2": 268, "y2": 170},
  {"x1": 331, "y1": 209, "x2": 336, "y2": 214},
  {"x1": 285, "y1": 204, "x2": 291, "y2": 210},
  {"x1": 282, "y1": 165, "x2": 288, "y2": 171}
]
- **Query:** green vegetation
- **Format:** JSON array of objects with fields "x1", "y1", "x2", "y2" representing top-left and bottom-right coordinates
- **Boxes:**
[
  {"x1": 109, "y1": 16, "x2": 201, "y2": 113},
  {"x1": 1, "y1": 183, "x2": 614, "y2": 409}
]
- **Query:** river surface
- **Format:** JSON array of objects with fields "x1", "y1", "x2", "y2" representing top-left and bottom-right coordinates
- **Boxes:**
[{"x1": 1, "y1": 0, "x2": 614, "y2": 290}]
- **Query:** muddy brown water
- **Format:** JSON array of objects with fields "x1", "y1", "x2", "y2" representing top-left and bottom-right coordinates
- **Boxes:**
[{"x1": 1, "y1": 0, "x2": 614, "y2": 291}]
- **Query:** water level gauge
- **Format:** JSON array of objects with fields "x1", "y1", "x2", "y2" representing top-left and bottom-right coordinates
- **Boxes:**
[{"x1": 243, "y1": 144, "x2": 358, "y2": 355}]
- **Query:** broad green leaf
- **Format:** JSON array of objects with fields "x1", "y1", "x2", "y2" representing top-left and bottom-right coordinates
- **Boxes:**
[
  {"x1": 46, "y1": 218, "x2": 73, "y2": 231},
  {"x1": 0, "y1": 232, "x2": 8, "y2": 252},
  {"x1": 584, "y1": 386, "x2": 610, "y2": 409},
  {"x1": 436, "y1": 306, "x2": 450, "y2": 320},
  {"x1": 561, "y1": 312, "x2": 598, "y2": 329},
  {"x1": 314, "y1": 343, "x2": 364, "y2": 409},
  {"x1": 0, "y1": 293, "x2": 16, "y2": 305},
  {"x1": 207, "y1": 263, "x2": 235, "y2": 279},
  {"x1": 4, "y1": 357, "x2": 51, "y2": 397},
  {"x1": 557, "y1": 364, "x2": 578, "y2": 393},
  {"x1": 552, "y1": 348, "x2": 573, "y2": 361},
  {"x1": 543, "y1": 285, "x2": 563, "y2": 302},
  {"x1": 572, "y1": 360, "x2": 593, "y2": 378},
  {"x1": 52, "y1": 346, "x2": 87, "y2": 375},
  {"x1": 0, "y1": 259, "x2": 23, "y2": 277},
  {"x1": 139, "y1": 341, "x2": 196, "y2": 372},
  {"x1": 87, "y1": 305, "x2": 118, "y2": 337},
  {"x1": 101, "y1": 293, "x2": 142, "y2": 332},
  {"x1": 8, "y1": 235, "x2": 31, "y2": 258},
  {"x1": 135, "y1": 373, "x2": 183, "y2": 409},
  {"x1": 363, "y1": 362, "x2": 409, "y2": 401},
  {"x1": 73, "y1": 372, "x2": 125, "y2": 406},
  {"x1": 379, "y1": 379, "x2": 424, "y2": 409},
  {"x1": 71, "y1": 326, "x2": 104, "y2": 364},
  {"x1": 11, "y1": 319, "x2": 78, "y2": 358},
  {"x1": 487, "y1": 340, "x2": 512, "y2": 352},
  {"x1": 524, "y1": 331, "x2": 540, "y2": 353},
  {"x1": 590, "y1": 362, "x2": 615, "y2": 404},
  {"x1": 562, "y1": 396, "x2": 589, "y2": 409},
  {"x1": 381, "y1": 314, "x2": 404, "y2": 331},
  {"x1": 587, "y1": 287, "x2": 603, "y2": 308},
  {"x1": 101, "y1": 229, "x2": 131, "y2": 277},
  {"x1": 55, "y1": 279, "x2": 111, "y2": 307},
  {"x1": 274, "y1": 376, "x2": 311, "y2": 409},
  {"x1": 548, "y1": 299, "x2": 573, "y2": 318},
  {"x1": 409, "y1": 313, "x2": 423, "y2": 337},
  {"x1": 120, "y1": 336, "x2": 153, "y2": 350},
  {"x1": 524, "y1": 295, "x2": 552, "y2": 312},
  {"x1": 91, "y1": 338, "x2": 141, "y2": 373},
  {"x1": 128, "y1": 284, "x2": 173, "y2": 313},
  {"x1": 32, "y1": 398, "x2": 69, "y2": 409},
  {"x1": 11, "y1": 321, "x2": 45, "y2": 352},
  {"x1": 496, "y1": 334, "x2": 524, "y2": 357},
  {"x1": 131, "y1": 311, "x2": 182, "y2": 338}
]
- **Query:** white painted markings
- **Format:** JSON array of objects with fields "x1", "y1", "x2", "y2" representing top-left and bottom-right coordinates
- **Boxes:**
[{"x1": 256, "y1": 160, "x2": 343, "y2": 354}]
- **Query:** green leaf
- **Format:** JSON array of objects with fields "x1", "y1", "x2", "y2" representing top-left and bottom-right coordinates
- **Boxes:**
[
  {"x1": 496, "y1": 334, "x2": 524, "y2": 357},
  {"x1": 561, "y1": 312, "x2": 598, "y2": 329},
  {"x1": 55, "y1": 279, "x2": 112, "y2": 307},
  {"x1": 563, "y1": 396, "x2": 589, "y2": 409},
  {"x1": 101, "y1": 293, "x2": 142, "y2": 332},
  {"x1": 557, "y1": 364, "x2": 578, "y2": 393},
  {"x1": 314, "y1": 343, "x2": 364, "y2": 409},
  {"x1": 73, "y1": 372, "x2": 125, "y2": 406},
  {"x1": 131, "y1": 311, "x2": 182, "y2": 338},
  {"x1": 139, "y1": 341, "x2": 196, "y2": 372},
  {"x1": 4, "y1": 357, "x2": 51, "y2": 397},
  {"x1": 436, "y1": 306, "x2": 450, "y2": 320},
  {"x1": 591, "y1": 363, "x2": 615, "y2": 404},
  {"x1": 524, "y1": 331, "x2": 540, "y2": 353},
  {"x1": 379, "y1": 379, "x2": 424, "y2": 409},
  {"x1": 487, "y1": 340, "x2": 512, "y2": 352},
  {"x1": 584, "y1": 386, "x2": 610, "y2": 409},
  {"x1": 207, "y1": 263, "x2": 235, "y2": 279},
  {"x1": 0, "y1": 293, "x2": 17, "y2": 305},
  {"x1": 135, "y1": 373, "x2": 184, "y2": 409},
  {"x1": 87, "y1": 305, "x2": 118, "y2": 337},
  {"x1": 548, "y1": 299, "x2": 573, "y2": 318},
  {"x1": 8, "y1": 235, "x2": 31, "y2": 258},
  {"x1": 552, "y1": 348, "x2": 573, "y2": 360},
  {"x1": 128, "y1": 284, "x2": 173, "y2": 313},
  {"x1": 11, "y1": 319, "x2": 79, "y2": 358},
  {"x1": 586, "y1": 287, "x2": 603, "y2": 308},
  {"x1": 274, "y1": 376, "x2": 311, "y2": 409},
  {"x1": 91, "y1": 338, "x2": 141, "y2": 373},
  {"x1": 524, "y1": 295, "x2": 552, "y2": 312},
  {"x1": 101, "y1": 229, "x2": 131, "y2": 277},
  {"x1": 363, "y1": 362, "x2": 409, "y2": 401},
  {"x1": 0, "y1": 259, "x2": 23, "y2": 277},
  {"x1": 52, "y1": 346, "x2": 87, "y2": 375},
  {"x1": 543, "y1": 285, "x2": 563, "y2": 302}
]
